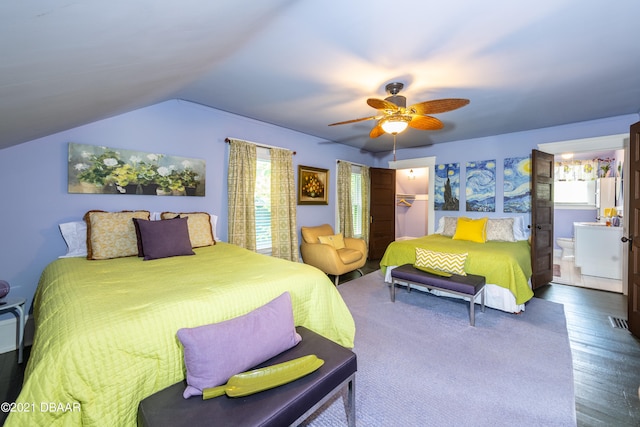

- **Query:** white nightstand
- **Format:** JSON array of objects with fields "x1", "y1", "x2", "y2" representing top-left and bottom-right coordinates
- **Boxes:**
[{"x1": 0, "y1": 297, "x2": 26, "y2": 363}]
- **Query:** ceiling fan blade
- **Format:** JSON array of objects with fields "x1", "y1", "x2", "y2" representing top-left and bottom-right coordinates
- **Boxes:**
[
  {"x1": 328, "y1": 116, "x2": 379, "y2": 126},
  {"x1": 367, "y1": 98, "x2": 400, "y2": 111},
  {"x1": 408, "y1": 115, "x2": 444, "y2": 130},
  {"x1": 369, "y1": 122, "x2": 385, "y2": 138},
  {"x1": 408, "y1": 98, "x2": 470, "y2": 115}
]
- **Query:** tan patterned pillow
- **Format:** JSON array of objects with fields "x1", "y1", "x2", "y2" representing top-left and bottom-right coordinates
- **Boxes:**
[
  {"x1": 415, "y1": 247, "x2": 467, "y2": 276},
  {"x1": 84, "y1": 210, "x2": 150, "y2": 260},
  {"x1": 486, "y1": 218, "x2": 516, "y2": 242},
  {"x1": 441, "y1": 217, "x2": 458, "y2": 237},
  {"x1": 161, "y1": 212, "x2": 215, "y2": 248}
]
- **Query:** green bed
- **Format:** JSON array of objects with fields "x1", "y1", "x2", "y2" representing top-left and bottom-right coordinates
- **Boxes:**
[
  {"x1": 380, "y1": 234, "x2": 533, "y2": 311},
  {"x1": 7, "y1": 243, "x2": 355, "y2": 427}
]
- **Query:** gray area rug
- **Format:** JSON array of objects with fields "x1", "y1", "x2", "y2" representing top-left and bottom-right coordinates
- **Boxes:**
[{"x1": 306, "y1": 271, "x2": 576, "y2": 426}]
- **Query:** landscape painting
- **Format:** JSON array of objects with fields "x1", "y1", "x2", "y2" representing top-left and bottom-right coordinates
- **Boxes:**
[
  {"x1": 434, "y1": 163, "x2": 460, "y2": 211},
  {"x1": 465, "y1": 159, "x2": 496, "y2": 212},
  {"x1": 503, "y1": 156, "x2": 531, "y2": 213}
]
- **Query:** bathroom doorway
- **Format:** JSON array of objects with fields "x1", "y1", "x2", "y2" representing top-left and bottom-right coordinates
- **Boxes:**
[{"x1": 539, "y1": 135, "x2": 627, "y2": 293}]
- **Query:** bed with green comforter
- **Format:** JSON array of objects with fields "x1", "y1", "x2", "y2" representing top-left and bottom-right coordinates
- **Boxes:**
[
  {"x1": 7, "y1": 243, "x2": 355, "y2": 427},
  {"x1": 380, "y1": 234, "x2": 533, "y2": 311}
]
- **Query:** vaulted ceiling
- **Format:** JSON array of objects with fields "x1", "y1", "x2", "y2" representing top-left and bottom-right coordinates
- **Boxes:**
[{"x1": 2, "y1": 1, "x2": 639, "y2": 153}]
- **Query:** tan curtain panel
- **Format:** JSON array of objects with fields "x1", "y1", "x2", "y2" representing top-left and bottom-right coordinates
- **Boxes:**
[
  {"x1": 270, "y1": 148, "x2": 299, "y2": 262},
  {"x1": 337, "y1": 161, "x2": 353, "y2": 238},
  {"x1": 227, "y1": 140, "x2": 257, "y2": 250},
  {"x1": 361, "y1": 165, "x2": 370, "y2": 246}
]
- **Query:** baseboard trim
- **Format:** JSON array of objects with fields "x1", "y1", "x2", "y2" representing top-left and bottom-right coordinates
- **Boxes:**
[{"x1": 0, "y1": 315, "x2": 34, "y2": 354}]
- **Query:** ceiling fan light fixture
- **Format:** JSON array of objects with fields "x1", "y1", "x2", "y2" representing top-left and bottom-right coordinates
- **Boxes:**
[{"x1": 381, "y1": 116, "x2": 411, "y2": 134}]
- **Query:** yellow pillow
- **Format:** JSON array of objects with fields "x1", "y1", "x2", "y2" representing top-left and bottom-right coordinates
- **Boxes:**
[
  {"x1": 318, "y1": 233, "x2": 345, "y2": 249},
  {"x1": 415, "y1": 247, "x2": 467, "y2": 276},
  {"x1": 452, "y1": 217, "x2": 488, "y2": 243}
]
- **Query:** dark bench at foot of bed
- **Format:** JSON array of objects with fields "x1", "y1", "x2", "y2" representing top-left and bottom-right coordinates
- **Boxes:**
[
  {"x1": 390, "y1": 264, "x2": 486, "y2": 326},
  {"x1": 138, "y1": 326, "x2": 356, "y2": 427}
]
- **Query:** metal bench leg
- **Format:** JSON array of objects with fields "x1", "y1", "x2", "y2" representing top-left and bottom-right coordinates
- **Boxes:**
[
  {"x1": 469, "y1": 296, "x2": 475, "y2": 327},
  {"x1": 390, "y1": 280, "x2": 396, "y2": 302},
  {"x1": 346, "y1": 376, "x2": 356, "y2": 427}
]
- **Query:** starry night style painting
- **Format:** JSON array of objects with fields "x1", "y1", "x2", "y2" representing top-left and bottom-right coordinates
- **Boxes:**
[
  {"x1": 434, "y1": 163, "x2": 460, "y2": 211},
  {"x1": 503, "y1": 156, "x2": 531, "y2": 213},
  {"x1": 465, "y1": 159, "x2": 496, "y2": 212}
]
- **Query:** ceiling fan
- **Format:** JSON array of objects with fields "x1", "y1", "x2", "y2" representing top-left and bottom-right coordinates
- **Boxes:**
[{"x1": 328, "y1": 82, "x2": 469, "y2": 138}]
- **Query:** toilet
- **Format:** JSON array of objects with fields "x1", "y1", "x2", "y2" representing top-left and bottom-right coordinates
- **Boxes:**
[{"x1": 557, "y1": 237, "x2": 574, "y2": 259}]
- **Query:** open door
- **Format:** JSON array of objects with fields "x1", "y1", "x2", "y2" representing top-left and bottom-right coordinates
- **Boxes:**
[
  {"x1": 626, "y1": 121, "x2": 640, "y2": 338},
  {"x1": 530, "y1": 149, "x2": 554, "y2": 289},
  {"x1": 369, "y1": 167, "x2": 396, "y2": 259}
]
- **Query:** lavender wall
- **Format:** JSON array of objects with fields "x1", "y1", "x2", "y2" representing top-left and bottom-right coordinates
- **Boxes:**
[
  {"x1": 0, "y1": 98, "x2": 637, "y2": 319},
  {"x1": 0, "y1": 100, "x2": 376, "y2": 317},
  {"x1": 555, "y1": 209, "x2": 597, "y2": 240}
]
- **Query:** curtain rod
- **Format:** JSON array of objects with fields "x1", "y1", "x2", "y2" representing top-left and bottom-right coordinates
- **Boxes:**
[
  {"x1": 337, "y1": 159, "x2": 367, "y2": 168},
  {"x1": 225, "y1": 137, "x2": 296, "y2": 155}
]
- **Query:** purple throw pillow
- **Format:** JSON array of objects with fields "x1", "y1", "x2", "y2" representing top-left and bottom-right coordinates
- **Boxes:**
[
  {"x1": 177, "y1": 292, "x2": 302, "y2": 398},
  {"x1": 133, "y1": 217, "x2": 195, "y2": 260}
]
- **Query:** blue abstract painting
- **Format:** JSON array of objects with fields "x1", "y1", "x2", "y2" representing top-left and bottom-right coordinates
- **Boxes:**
[
  {"x1": 466, "y1": 159, "x2": 496, "y2": 212},
  {"x1": 434, "y1": 163, "x2": 460, "y2": 211},
  {"x1": 503, "y1": 156, "x2": 531, "y2": 213}
]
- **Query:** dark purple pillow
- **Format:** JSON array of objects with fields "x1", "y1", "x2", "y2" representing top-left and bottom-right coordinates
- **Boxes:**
[
  {"x1": 177, "y1": 292, "x2": 303, "y2": 398},
  {"x1": 133, "y1": 217, "x2": 195, "y2": 260}
]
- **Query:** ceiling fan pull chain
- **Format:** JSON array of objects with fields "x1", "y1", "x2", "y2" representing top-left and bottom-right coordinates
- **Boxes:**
[{"x1": 393, "y1": 134, "x2": 397, "y2": 162}]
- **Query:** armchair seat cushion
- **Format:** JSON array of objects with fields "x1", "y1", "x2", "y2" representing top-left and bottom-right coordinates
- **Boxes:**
[{"x1": 337, "y1": 248, "x2": 364, "y2": 265}]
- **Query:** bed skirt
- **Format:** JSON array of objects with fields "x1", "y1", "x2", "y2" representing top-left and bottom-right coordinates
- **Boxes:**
[{"x1": 384, "y1": 265, "x2": 527, "y2": 313}]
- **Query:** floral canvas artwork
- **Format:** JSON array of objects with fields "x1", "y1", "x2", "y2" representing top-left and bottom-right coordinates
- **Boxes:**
[
  {"x1": 298, "y1": 165, "x2": 328, "y2": 205},
  {"x1": 503, "y1": 156, "x2": 531, "y2": 213},
  {"x1": 68, "y1": 143, "x2": 206, "y2": 196},
  {"x1": 465, "y1": 159, "x2": 496, "y2": 212},
  {"x1": 434, "y1": 163, "x2": 460, "y2": 211}
]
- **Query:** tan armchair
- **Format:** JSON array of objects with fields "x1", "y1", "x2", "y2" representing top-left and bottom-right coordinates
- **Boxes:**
[{"x1": 300, "y1": 224, "x2": 368, "y2": 286}]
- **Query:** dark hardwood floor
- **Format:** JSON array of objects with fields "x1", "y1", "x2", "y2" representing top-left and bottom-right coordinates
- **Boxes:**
[{"x1": 1, "y1": 260, "x2": 639, "y2": 426}]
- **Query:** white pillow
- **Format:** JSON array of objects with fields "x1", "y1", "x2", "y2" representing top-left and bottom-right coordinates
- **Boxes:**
[
  {"x1": 512, "y1": 216, "x2": 529, "y2": 241},
  {"x1": 58, "y1": 221, "x2": 88, "y2": 258}
]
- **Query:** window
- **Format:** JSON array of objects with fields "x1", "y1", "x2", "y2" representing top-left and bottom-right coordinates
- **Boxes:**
[
  {"x1": 255, "y1": 148, "x2": 271, "y2": 254},
  {"x1": 351, "y1": 167, "x2": 363, "y2": 237}
]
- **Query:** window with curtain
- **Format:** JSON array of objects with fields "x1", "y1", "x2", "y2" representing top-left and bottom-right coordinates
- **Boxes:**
[
  {"x1": 227, "y1": 139, "x2": 298, "y2": 262},
  {"x1": 337, "y1": 161, "x2": 370, "y2": 245}
]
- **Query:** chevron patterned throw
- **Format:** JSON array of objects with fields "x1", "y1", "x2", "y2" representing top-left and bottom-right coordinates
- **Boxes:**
[{"x1": 415, "y1": 247, "x2": 467, "y2": 276}]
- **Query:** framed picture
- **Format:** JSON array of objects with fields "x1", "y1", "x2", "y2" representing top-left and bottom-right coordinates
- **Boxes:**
[{"x1": 298, "y1": 165, "x2": 329, "y2": 205}]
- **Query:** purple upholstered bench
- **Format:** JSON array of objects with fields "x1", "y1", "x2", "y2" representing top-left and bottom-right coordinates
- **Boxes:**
[
  {"x1": 137, "y1": 327, "x2": 356, "y2": 427},
  {"x1": 390, "y1": 264, "x2": 486, "y2": 326}
]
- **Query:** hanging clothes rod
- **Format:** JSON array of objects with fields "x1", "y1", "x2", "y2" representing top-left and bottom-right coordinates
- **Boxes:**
[
  {"x1": 336, "y1": 159, "x2": 368, "y2": 168},
  {"x1": 224, "y1": 137, "x2": 296, "y2": 155}
]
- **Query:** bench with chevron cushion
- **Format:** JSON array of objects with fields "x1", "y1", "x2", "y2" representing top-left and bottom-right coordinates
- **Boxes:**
[{"x1": 390, "y1": 264, "x2": 486, "y2": 326}]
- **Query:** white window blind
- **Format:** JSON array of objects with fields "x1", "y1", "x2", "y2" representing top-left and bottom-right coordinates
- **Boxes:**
[
  {"x1": 351, "y1": 168, "x2": 363, "y2": 237},
  {"x1": 255, "y1": 148, "x2": 272, "y2": 254}
]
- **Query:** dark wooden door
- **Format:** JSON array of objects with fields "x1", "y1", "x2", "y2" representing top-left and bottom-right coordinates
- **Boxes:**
[
  {"x1": 368, "y1": 167, "x2": 396, "y2": 259},
  {"x1": 626, "y1": 121, "x2": 640, "y2": 338},
  {"x1": 530, "y1": 149, "x2": 554, "y2": 289}
]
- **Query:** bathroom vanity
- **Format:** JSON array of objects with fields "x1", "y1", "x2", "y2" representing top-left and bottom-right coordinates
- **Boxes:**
[{"x1": 574, "y1": 222, "x2": 623, "y2": 280}]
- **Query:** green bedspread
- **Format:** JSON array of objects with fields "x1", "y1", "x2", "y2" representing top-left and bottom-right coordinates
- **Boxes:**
[
  {"x1": 7, "y1": 243, "x2": 355, "y2": 427},
  {"x1": 380, "y1": 235, "x2": 533, "y2": 305}
]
